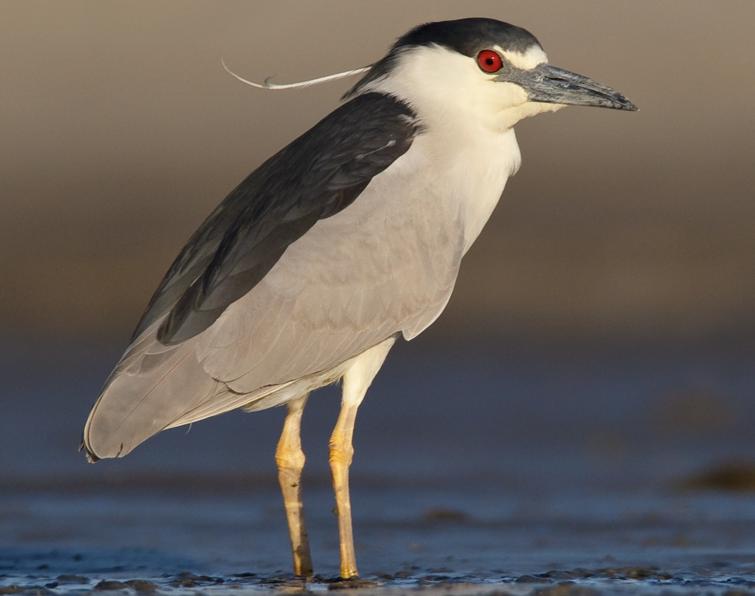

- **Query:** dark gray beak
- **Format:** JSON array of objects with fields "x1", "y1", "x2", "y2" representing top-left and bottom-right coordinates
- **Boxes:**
[{"x1": 502, "y1": 63, "x2": 637, "y2": 111}]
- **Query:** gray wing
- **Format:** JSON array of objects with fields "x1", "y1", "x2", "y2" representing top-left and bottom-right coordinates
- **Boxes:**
[
  {"x1": 83, "y1": 94, "x2": 464, "y2": 461},
  {"x1": 133, "y1": 92, "x2": 419, "y2": 341},
  {"x1": 195, "y1": 168, "x2": 465, "y2": 394}
]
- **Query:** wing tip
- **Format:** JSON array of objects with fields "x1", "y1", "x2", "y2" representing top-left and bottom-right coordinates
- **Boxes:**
[
  {"x1": 82, "y1": 398, "x2": 128, "y2": 462},
  {"x1": 78, "y1": 437, "x2": 100, "y2": 463},
  {"x1": 79, "y1": 432, "x2": 126, "y2": 463}
]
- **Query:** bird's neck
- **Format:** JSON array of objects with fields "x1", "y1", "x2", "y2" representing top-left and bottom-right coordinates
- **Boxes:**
[
  {"x1": 357, "y1": 81, "x2": 523, "y2": 252},
  {"x1": 406, "y1": 122, "x2": 522, "y2": 254}
]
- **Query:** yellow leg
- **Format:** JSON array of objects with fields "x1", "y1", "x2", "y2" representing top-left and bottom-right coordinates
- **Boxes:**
[
  {"x1": 329, "y1": 400, "x2": 360, "y2": 579},
  {"x1": 329, "y1": 338, "x2": 394, "y2": 579},
  {"x1": 275, "y1": 394, "x2": 313, "y2": 577}
]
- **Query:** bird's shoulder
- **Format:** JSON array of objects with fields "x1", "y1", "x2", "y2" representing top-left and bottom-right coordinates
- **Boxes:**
[{"x1": 132, "y1": 92, "x2": 423, "y2": 344}]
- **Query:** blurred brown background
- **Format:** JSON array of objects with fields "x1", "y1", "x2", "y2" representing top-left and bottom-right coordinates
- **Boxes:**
[
  {"x1": 2, "y1": 6, "x2": 754, "y2": 588},
  {"x1": 2, "y1": 0, "x2": 754, "y2": 345}
]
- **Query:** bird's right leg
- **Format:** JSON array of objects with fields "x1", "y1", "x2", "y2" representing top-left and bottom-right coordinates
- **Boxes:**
[
  {"x1": 275, "y1": 394, "x2": 313, "y2": 577},
  {"x1": 329, "y1": 337, "x2": 395, "y2": 579}
]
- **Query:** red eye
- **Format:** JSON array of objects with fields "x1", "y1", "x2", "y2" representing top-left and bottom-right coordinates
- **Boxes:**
[{"x1": 476, "y1": 49, "x2": 503, "y2": 73}]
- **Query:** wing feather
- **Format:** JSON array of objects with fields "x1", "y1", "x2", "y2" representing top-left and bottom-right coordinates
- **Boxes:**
[
  {"x1": 197, "y1": 157, "x2": 465, "y2": 394},
  {"x1": 82, "y1": 93, "x2": 465, "y2": 461}
]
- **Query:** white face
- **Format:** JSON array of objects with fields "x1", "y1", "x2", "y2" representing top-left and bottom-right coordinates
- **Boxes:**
[{"x1": 364, "y1": 43, "x2": 564, "y2": 133}]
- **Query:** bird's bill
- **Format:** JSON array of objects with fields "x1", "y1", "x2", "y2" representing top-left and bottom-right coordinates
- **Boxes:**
[{"x1": 503, "y1": 63, "x2": 638, "y2": 111}]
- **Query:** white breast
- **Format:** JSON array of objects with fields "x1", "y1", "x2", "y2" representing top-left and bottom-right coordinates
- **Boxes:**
[
  {"x1": 448, "y1": 127, "x2": 521, "y2": 253},
  {"x1": 397, "y1": 125, "x2": 522, "y2": 254}
]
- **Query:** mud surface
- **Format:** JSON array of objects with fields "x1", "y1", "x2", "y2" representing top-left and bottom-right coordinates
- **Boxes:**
[
  {"x1": 1, "y1": 343, "x2": 754, "y2": 593},
  {"x1": 2, "y1": 483, "x2": 754, "y2": 594}
]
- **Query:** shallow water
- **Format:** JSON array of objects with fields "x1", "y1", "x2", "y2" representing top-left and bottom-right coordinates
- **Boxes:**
[
  {"x1": 1, "y1": 341, "x2": 754, "y2": 593},
  {"x1": 2, "y1": 483, "x2": 754, "y2": 594}
]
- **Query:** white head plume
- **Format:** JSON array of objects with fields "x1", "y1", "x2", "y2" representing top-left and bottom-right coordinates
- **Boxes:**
[{"x1": 220, "y1": 58, "x2": 371, "y2": 90}]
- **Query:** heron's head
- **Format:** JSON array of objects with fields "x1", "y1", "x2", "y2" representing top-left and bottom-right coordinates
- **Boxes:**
[{"x1": 347, "y1": 18, "x2": 637, "y2": 132}]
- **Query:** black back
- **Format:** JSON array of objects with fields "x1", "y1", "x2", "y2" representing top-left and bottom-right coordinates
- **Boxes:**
[{"x1": 131, "y1": 92, "x2": 421, "y2": 344}]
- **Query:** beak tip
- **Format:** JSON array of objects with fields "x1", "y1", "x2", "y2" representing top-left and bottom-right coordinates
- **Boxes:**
[{"x1": 606, "y1": 91, "x2": 637, "y2": 112}]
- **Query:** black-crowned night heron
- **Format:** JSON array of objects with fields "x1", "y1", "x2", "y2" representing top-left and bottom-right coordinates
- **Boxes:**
[{"x1": 83, "y1": 18, "x2": 636, "y2": 579}]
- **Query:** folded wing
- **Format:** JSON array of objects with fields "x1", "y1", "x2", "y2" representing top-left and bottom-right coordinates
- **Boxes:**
[{"x1": 83, "y1": 92, "x2": 463, "y2": 460}]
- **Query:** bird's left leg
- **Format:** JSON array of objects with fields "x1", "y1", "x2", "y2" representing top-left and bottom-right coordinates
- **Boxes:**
[
  {"x1": 275, "y1": 394, "x2": 313, "y2": 577},
  {"x1": 329, "y1": 337, "x2": 395, "y2": 579}
]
